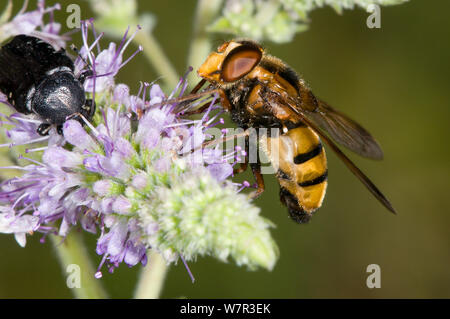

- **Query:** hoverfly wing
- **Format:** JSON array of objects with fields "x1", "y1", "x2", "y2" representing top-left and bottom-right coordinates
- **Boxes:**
[
  {"x1": 302, "y1": 99, "x2": 384, "y2": 160},
  {"x1": 281, "y1": 96, "x2": 396, "y2": 214}
]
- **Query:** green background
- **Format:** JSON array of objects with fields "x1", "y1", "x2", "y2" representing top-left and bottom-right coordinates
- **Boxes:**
[{"x1": 0, "y1": 0, "x2": 449, "y2": 298}]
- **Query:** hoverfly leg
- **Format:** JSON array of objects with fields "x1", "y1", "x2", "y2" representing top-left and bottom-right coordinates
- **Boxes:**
[
  {"x1": 233, "y1": 161, "x2": 248, "y2": 175},
  {"x1": 249, "y1": 163, "x2": 265, "y2": 199},
  {"x1": 190, "y1": 79, "x2": 207, "y2": 94},
  {"x1": 180, "y1": 102, "x2": 212, "y2": 116},
  {"x1": 180, "y1": 86, "x2": 227, "y2": 116},
  {"x1": 217, "y1": 89, "x2": 232, "y2": 112},
  {"x1": 37, "y1": 123, "x2": 52, "y2": 136},
  {"x1": 233, "y1": 135, "x2": 249, "y2": 175},
  {"x1": 200, "y1": 129, "x2": 250, "y2": 152}
]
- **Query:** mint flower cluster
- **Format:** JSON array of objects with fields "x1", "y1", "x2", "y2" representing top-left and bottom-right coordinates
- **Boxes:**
[
  {"x1": 0, "y1": 2, "x2": 278, "y2": 277},
  {"x1": 209, "y1": 0, "x2": 409, "y2": 43}
]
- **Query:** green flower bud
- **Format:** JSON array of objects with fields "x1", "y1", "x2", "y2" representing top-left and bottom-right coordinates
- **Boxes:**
[{"x1": 139, "y1": 168, "x2": 279, "y2": 271}]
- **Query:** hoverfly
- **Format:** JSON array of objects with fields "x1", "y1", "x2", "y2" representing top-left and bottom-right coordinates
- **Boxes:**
[{"x1": 181, "y1": 39, "x2": 396, "y2": 223}]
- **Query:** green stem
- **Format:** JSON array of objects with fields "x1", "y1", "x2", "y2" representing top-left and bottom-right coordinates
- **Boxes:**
[
  {"x1": 134, "y1": 250, "x2": 169, "y2": 299},
  {"x1": 0, "y1": 0, "x2": 13, "y2": 25},
  {"x1": 186, "y1": 0, "x2": 224, "y2": 86},
  {"x1": 134, "y1": 32, "x2": 179, "y2": 89},
  {"x1": 51, "y1": 231, "x2": 107, "y2": 299}
]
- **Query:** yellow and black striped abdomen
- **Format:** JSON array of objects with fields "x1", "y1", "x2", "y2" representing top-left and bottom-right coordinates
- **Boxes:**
[{"x1": 260, "y1": 125, "x2": 328, "y2": 223}]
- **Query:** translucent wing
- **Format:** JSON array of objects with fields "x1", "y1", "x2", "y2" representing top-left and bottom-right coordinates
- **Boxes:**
[
  {"x1": 279, "y1": 95, "x2": 396, "y2": 214},
  {"x1": 301, "y1": 99, "x2": 384, "y2": 160}
]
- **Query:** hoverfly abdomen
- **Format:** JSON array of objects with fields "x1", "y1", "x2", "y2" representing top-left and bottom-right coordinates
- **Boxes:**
[{"x1": 260, "y1": 125, "x2": 328, "y2": 223}]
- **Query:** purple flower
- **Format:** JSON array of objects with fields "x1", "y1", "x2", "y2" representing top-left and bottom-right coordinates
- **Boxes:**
[
  {"x1": 75, "y1": 20, "x2": 143, "y2": 93},
  {"x1": 0, "y1": 206, "x2": 39, "y2": 247},
  {"x1": 0, "y1": 22, "x2": 276, "y2": 277},
  {"x1": 0, "y1": 0, "x2": 67, "y2": 48}
]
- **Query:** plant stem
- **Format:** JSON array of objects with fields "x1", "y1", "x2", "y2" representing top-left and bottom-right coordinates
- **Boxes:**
[
  {"x1": 50, "y1": 231, "x2": 107, "y2": 299},
  {"x1": 134, "y1": 32, "x2": 179, "y2": 89},
  {"x1": 186, "y1": 0, "x2": 223, "y2": 86},
  {"x1": 134, "y1": 250, "x2": 169, "y2": 299}
]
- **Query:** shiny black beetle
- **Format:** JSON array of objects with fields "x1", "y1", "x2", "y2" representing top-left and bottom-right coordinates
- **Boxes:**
[{"x1": 0, "y1": 35, "x2": 95, "y2": 135}]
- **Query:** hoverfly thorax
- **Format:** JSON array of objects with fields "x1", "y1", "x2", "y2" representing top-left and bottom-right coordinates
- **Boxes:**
[{"x1": 198, "y1": 40, "x2": 263, "y2": 84}]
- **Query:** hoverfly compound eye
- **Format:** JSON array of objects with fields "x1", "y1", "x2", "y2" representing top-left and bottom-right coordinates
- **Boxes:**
[{"x1": 221, "y1": 44, "x2": 262, "y2": 82}]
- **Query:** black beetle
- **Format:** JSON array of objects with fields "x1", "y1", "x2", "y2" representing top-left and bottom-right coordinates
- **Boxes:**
[{"x1": 0, "y1": 34, "x2": 95, "y2": 135}]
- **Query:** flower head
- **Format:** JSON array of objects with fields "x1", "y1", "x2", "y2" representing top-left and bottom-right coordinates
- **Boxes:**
[
  {"x1": 0, "y1": 24, "x2": 278, "y2": 277},
  {"x1": 87, "y1": 0, "x2": 156, "y2": 38},
  {"x1": 0, "y1": 206, "x2": 39, "y2": 247},
  {"x1": 75, "y1": 20, "x2": 143, "y2": 93},
  {"x1": 209, "y1": 0, "x2": 409, "y2": 43},
  {"x1": 0, "y1": 0, "x2": 68, "y2": 48}
]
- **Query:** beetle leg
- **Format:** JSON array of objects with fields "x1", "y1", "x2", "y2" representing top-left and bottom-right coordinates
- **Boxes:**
[
  {"x1": 37, "y1": 123, "x2": 52, "y2": 136},
  {"x1": 71, "y1": 44, "x2": 94, "y2": 85},
  {"x1": 83, "y1": 98, "x2": 96, "y2": 120},
  {"x1": 78, "y1": 70, "x2": 93, "y2": 84},
  {"x1": 65, "y1": 112, "x2": 90, "y2": 128}
]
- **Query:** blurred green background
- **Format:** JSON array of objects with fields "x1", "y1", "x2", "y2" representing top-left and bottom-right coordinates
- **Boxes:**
[{"x1": 0, "y1": 0, "x2": 449, "y2": 298}]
